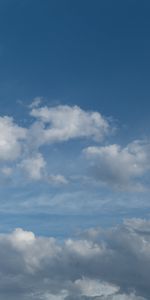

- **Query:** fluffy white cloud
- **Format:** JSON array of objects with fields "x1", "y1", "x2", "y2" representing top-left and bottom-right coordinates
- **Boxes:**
[
  {"x1": 0, "y1": 116, "x2": 27, "y2": 161},
  {"x1": 1, "y1": 105, "x2": 150, "y2": 192},
  {"x1": 83, "y1": 140, "x2": 150, "y2": 190},
  {"x1": 29, "y1": 105, "x2": 110, "y2": 145},
  {"x1": 0, "y1": 104, "x2": 111, "y2": 184},
  {"x1": 0, "y1": 219, "x2": 149, "y2": 299}
]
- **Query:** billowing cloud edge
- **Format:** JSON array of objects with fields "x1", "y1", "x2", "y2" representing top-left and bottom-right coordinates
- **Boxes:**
[{"x1": 0, "y1": 218, "x2": 149, "y2": 299}]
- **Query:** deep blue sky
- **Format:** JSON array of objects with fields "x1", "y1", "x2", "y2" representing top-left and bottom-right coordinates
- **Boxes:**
[
  {"x1": 0, "y1": 0, "x2": 150, "y2": 236},
  {"x1": 0, "y1": 0, "x2": 150, "y2": 129}
]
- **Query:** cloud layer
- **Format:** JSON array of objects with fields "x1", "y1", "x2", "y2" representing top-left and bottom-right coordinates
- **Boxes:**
[{"x1": 0, "y1": 219, "x2": 149, "y2": 299}]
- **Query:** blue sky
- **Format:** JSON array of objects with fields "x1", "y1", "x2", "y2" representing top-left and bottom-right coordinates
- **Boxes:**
[
  {"x1": 1, "y1": 1, "x2": 150, "y2": 299},
  {"x1": 0, "y1": 0, "x2": 150, "y2": 129},
  {"x1": 0, "y1": 0, "x2": 150, "y2": 238}
]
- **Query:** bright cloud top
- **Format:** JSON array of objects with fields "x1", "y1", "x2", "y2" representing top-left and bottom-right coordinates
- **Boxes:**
[
  {"x1": 0, "y1": 116, "x2": 26, "y2": 161},
  {"x1": 0, "y1": 219, "x2": 148, "y2": 299},
  {"x1": 30, "y1": 104, "x2": 110, "y2": 144}
]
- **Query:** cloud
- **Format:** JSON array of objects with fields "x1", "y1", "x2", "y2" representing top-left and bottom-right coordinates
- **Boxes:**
[
  {"x1": 47, "y1": 174, "x2": 68, "y2": 185},
  {"x1": 0, "y1": 116, "x2": 27, "y2": 161},
  {"x1": 74, "y1": 277, "x2": 119, "y2": 298},
  {"x1": 19, "y1": 153, "x2": 46, "y2": 180},
  {"x1": 83, "y1": 140, "x2": 150, "y2": 191},
  {"x1": 19, "y1": 153, "x2": 68, "y2": 186},
  {"x1": 0, "y1": 219, "x2": 149, "y2": 299},
  {"x1": 28, "y1": 97, "x2": 43, "y2": 109},
  {"x1": 0, "y1": 104, "x2": 149, "y2": 193},
  {"x1": 0, "y1": 104, "x2": 112, "y2": 185},
  {"x1": 29, "y1": 105, "x2": 110, "y2": 145}
]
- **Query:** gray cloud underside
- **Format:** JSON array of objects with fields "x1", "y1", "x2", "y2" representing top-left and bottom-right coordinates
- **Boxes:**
[
  {"x1": 84, "y1": 141, "x2": 150, "y2": 191},
  {"x1": 0, "y1": 219, "x2": 149, "y2": 299}
]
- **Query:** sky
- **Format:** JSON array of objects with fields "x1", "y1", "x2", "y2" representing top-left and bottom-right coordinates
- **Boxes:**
[{"x1": 0, "y1": 0, "x2": 150, "y2": 299}]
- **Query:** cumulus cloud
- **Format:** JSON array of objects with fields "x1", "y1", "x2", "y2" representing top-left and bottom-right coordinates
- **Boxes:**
[
  {"x1": 83, "y1": 140, "x2": 150, "y2": 190},
  {"x1": 0, "y1": 116, "x2": 27, "y2": 161},
  {"x1": 0, "y1": 104, "x2": 111, "y2": 182},
  {"x1": 18, "y1": 153, "x2": 68, "y2": 186},
  {"x1": 0, "y1": 103, "x2": 111, "y2": 185},
  {"x1": 29, "y1": 105, "x2": 110, "y2": 145},
  {"x1": 0, "y1": 219, "x2": 149, "y2": 299},
  {"x1": 1, "y1": 105, "x2": 149, "y2": 192}
]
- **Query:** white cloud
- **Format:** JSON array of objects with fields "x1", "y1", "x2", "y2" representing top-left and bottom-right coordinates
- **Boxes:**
[
  {"x1": 0, "y1": 105, "x2": 149, "y2": 193},
  {"x1": 0, "y1": 116, "x2": 27, "y2": 161},
  {"x1": 11, "y1": 227, "x2": 35, "y2": 243},
  {"x1": 0, "y1": 219, "x2": 148, "y2": 299},
  {"x1": 0, "y1": 104, "x2": 112, "y2": 185},
  {"x1": 19, "y1": 153, "x2": 46, "y2": 180},
  {"x1": 75, "y1": 277, "x2": 119, "y2": 297},
  {"x1": 30, "y1": 105, "x2": 110, "y2": 145},
  {"x1": 65, "y1": 238, "x2": 102, "y2": 257},
  {"x1": 83, "y1": 140, "x2": 150, "y2": 190},
  {"x1": 19, "y1": 154, "x2": 68, "y2": 184},
  {"x1": 47, "y1": 174, "x2": 68, "y2": 185}
]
